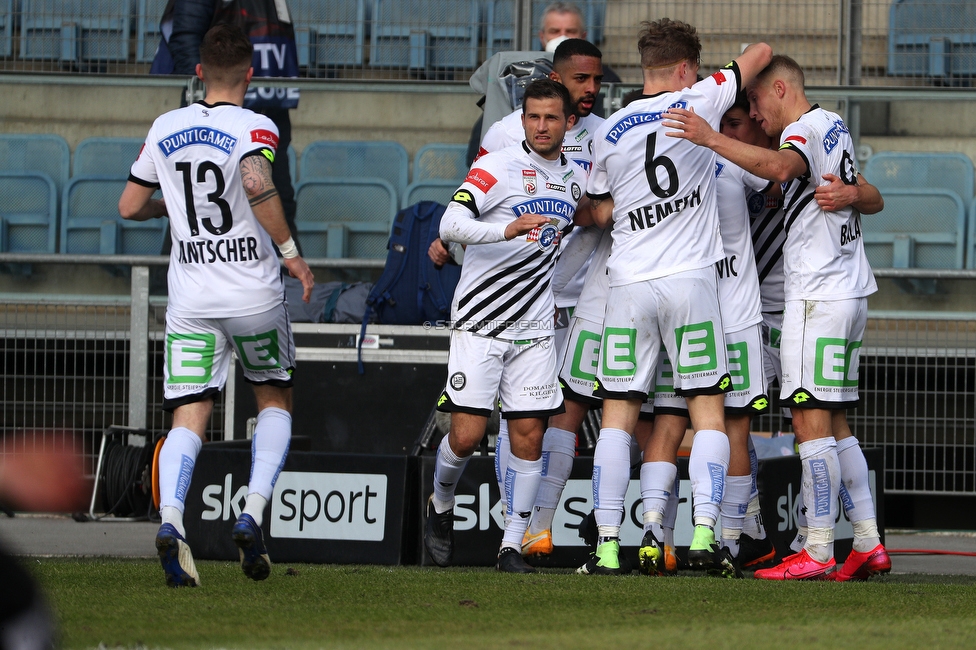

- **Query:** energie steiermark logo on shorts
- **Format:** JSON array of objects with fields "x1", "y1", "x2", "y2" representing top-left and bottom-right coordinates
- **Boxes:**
[
  {"x1": 602, "y1": 327, "x2": 637, "y2": 376},
  {"x1": 814, "y1": 337, "x2": 861, "y2": 387},
  {"x1": 570, "y1": 329, "x2": 601, "y2": 381},
  {"x1": 674, "y1": 321, "x2": 718, "y2": 375},
  {"x1": 167, "y1": 333, "x2": 216, "y2": 384},
  {"x1": 233, "y1": 329, "x2": 281, "y2": 371}
]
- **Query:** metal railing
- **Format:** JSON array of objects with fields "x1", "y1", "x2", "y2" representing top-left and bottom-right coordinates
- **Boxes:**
[
  {"x1": 1, "y1": 255, "x2": 975, "y2": 495},
  {"x1": 0, "y1": 1, "x2": 973, "y2": 86}
]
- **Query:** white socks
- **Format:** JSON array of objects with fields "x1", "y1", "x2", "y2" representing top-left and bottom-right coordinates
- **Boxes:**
[
  {"x1": 243, "y1": 407, "x2": 292, "y2": 527},
  {"x1": 720, "y1": 475, "x2": 753, "y2": 556},
  {"x1": 593, "y1": 428, "x2": 632, "y2": 538},
  {"x1": 662, "y1": 473, "x2": 679, "y2": 549},
  {"x1": 640, "y1": 461, "x2": 676, "y2": 541},
  {"x1": 798, "y1": 437, "x2": 839, "y2": 563},
  {"x1": 494, "y1": 418, "x2": 510, "y2": 503},
  {"x1": 529, "y1": 427, "x2": 576, "y2": 535},
  {"x1": 689, "y1": 429, "x2": 729, "y2": 528},
  {"x1": 158, "y1": 426, "x2": 202, "y2": 537},
  {"x1": 501, "y1": 454, "x2": 543, "y2": 550},
  {"x1": 432, "y1": 435, "x2": 471, "y2": 514},
  {"x1": 837, "y1": 436, "x2": 881, "y2": 552}
]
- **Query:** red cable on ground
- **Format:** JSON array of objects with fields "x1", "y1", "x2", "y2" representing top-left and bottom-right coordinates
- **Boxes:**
[{"x1": 888, "y1": 549, "x2": 976, "y2": 557}]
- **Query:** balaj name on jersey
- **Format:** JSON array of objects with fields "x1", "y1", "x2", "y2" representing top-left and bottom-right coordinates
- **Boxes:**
[
  {"x1": 627, "y1": 184, "x2": 701, "y2": 231},
  {"x1": 177, "y1": 236, "x2": 260, "y2": 265},
  {"x1": 159, "y1": 127, "x2": 238, "y2": 157},
  {"x1": 511, "y1": 198, "x2": 575, "y2": 220}
]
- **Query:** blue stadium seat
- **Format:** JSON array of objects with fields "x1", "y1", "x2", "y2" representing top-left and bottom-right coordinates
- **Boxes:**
[
  {"x1": 300, "y1": 140, "x2": 408, "y2": 201},
  {"x1": 291, "y1": 0, "x2": 366, "y2": 67},
  {"x1": 413, "y1": 143, "x2": 468, "y2": 182},
  {"x1": 73, "y1": 137, "x2": 146, "y2": 178},
  {"x1": 61, "y1": 177, "x2": 166, "y2": 255},
  {"x1": 861, "y1": 188, "x2": 966, "y2": 269},
  {"x1": 294, "y1": 178, "x2": 397, "y2": 258},
  {"x1": 863, "y1": 151, "x2": 975, "y2": 203},
  {"x1": 370, "y1": 0, "x2": 478, "y2": 70},
  {"x1": 0, "y1": 0, "x2": 12, "y2": 58},
  {"x1": 0, "y1": 134, "x2": 70, "y2": 199},
  {"x1": 888, "y1": 0, "x2": 976, "y2": 78},
  {"x1": 0, "y1": 172, "x2": 58, "y2": 253},
  {"x1": 20, "y1": 1, "x2": 130, "y2": 62},
  {"x1": 403, "y1": 180, "x2": 458, "y2": 209},
  {"x1": 136, "y1": 0, "x2": 168, "y2": 63}
]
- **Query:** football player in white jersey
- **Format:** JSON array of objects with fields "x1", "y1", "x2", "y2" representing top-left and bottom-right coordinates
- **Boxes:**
[
  {"x1": 582, "y1": 17, "x2": 771, "y2": 575},
  {"x1": 664, "y1": 54, "x2": 890, "y2": 581},
  {"x1": 424, "y1": 79, "x2": 589, "y2": 573},
  {"x1": 119, "y1": 24, "x2": 314, "y2": 588}
]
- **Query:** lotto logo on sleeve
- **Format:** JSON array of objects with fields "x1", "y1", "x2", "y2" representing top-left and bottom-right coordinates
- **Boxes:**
[
  {"x1": 250, "y1": 129, "x2": 279, "y2": 150},
  {"x1": 464, "y1": 168, "x2": 498, "y2": 193}
]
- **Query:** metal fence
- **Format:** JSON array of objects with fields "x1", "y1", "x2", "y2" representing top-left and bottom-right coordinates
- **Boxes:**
[
  {"x1": 1, "y1": 1, "x2": 974, "y2": 85},
  {"x1": 1, "y1": 255, "x2": 975, "y2": 496}
]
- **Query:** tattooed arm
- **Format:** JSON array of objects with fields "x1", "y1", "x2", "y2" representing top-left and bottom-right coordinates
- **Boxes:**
[{"x1": 240, "y1": 152, "x2": 314, "y2": 302}]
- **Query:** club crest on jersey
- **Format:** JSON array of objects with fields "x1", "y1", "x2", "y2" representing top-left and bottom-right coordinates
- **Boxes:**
[
  {"x1": 522, "y1": 169, "x2": 537, "y2": 195},
  {"x1": 158, "y1": 126, "x2": 237, "y2": 157},
  {"x1": 747, "y1": 192, "x2": 766, "y2": 215},
  {"x1": 571, "y1": 182, "x2": 582, "y2": 201},
  {"x1": 526, "y1": 222, "x2": 561, "y2": 252}
]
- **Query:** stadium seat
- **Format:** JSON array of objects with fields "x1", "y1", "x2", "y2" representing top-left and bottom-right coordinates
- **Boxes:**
[
  {"x1": 300, "y1": 140, "x2": 408, "y2": 201},
  {"x1": 20, "y1": 0, "x2": 130, "y2": 62},
  {"x1": 291, "y1": 0, "x2": 366, "y2": 67},
  {"x1": 403, "y1": 180, "x2": 458, "y2": 209},
  {"x1": 888, "y1": 0, "x2": 976, "y2": 78},
  {"x1": 0, "y1": 134, "x2": 70, "y2": 199},
  {"x1": 861, "y1": 188, "x2": 966, "y2": 269},
  {"x1": 136, "y1": 0, "x2": 168, "y2": 63},
  {"x1": 61, "y1": 176, "x2": 166, "y2": 255},
  {"x1": 294, "y1": 178, "x2": 397, "y2": 258},
  {"x1": 413, "y1": 143, "x2": 468, "y2": 182},
  {"x1": 0, "y1": 0, "x2": 12, "y2": 58},
  {"x1": 0, "y1": 172, "x2": 58, "y2": 253},
  {"x1": 863, "y1": 151, "x2": 975, "y2": 203},
  {"x1": 370, "y1": 0, "x2": 478, "y2": 70},
  {"x1": 73, "y1": 137, "x2": 146, "y2": 178}
]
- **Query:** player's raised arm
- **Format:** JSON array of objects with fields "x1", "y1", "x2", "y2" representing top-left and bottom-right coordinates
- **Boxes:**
[{"x1": 239, "y1": 153, "x2": 314, "y2": 302}]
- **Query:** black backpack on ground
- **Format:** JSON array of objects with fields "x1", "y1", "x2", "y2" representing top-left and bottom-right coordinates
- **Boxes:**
[{"x1": 358, "y1": 201, "x2": 461, "y2": 371}]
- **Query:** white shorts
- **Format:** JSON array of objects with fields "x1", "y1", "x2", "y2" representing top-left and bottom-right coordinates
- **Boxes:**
[
  {"x1": 438, "y1": 330, "x2": 564, "y2": 419},
  {"x1": 558, "y1": 316, "x2": 603, "y2": 406},
  {"x1": 652, "y1": 324, "x2": 768, "y2": 416},
  {"x1": 163, "y1": 303, "x2": 295, "y2": 411},
  {"x1": 780, "y1": 298, "x2": 867, "y2": 409},
  {"x1": 596, "y1": 267, "x2": 730, "y2": 400}
]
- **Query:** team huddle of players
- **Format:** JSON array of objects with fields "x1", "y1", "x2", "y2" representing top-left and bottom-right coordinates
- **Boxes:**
[{"x1": 425, "y1": 18, "x2": 892, "y2": 581}]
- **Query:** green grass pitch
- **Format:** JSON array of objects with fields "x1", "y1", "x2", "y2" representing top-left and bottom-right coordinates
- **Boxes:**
[{"x1": 29, "y1": 558, "x2": 976, "y2": 649}]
